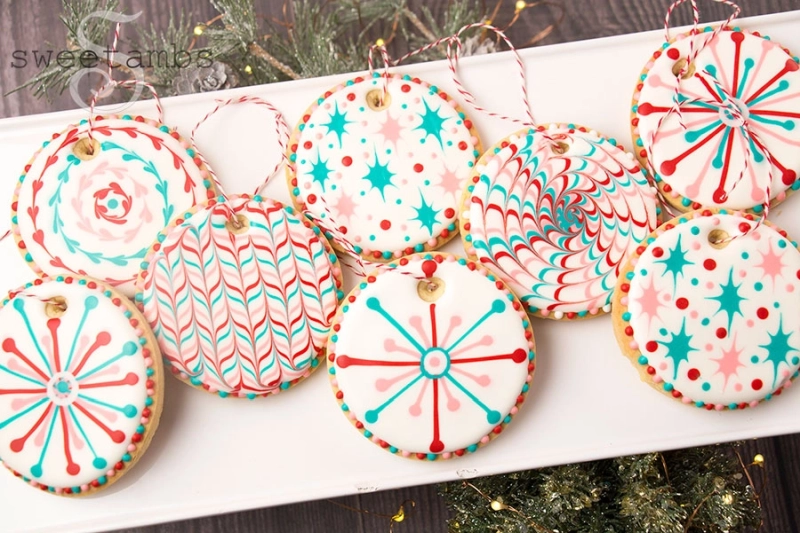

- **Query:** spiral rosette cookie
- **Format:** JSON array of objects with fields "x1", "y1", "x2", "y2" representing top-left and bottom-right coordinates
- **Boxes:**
[
  {"x1": 0, "y1": 276, "x2": 163, "y2": 495},
  {"x1": 13, "y1": 115, "x2": 216, "y2": 297},
  {"x1": 461, "y1": 124, "x2": 658, "y2": 320},
  {"x1": 613, "y1": 210, "x2": 800, "y2": 410},
  {"x1": 287, "y1": 73, "x2": 481, "y2": 261},
  {"x1": 328, "y1": 253, "x2": 535, "y2": 460},
  {"x1": 136, "y1": 195, "x2": 343, "y2": 398},
  {"x1": 632, "y1": 27, "x2": 800, "y2": 212}
]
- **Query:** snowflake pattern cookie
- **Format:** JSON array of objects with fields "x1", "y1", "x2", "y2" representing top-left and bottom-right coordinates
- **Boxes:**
[
  {"x1": 288, "y1": 73, "x2": 481, "y2": 261},
  {"x1": 12, "y1": 115, "x2": 215, "y2": 297},
  {"x1": 613, "y1": 210, "x2": 800, "y2": 410},
  {"x1": 0, "y1": 276, "x2": 162, "y2": 495},
  {"x1": 461, "y1": 124, "x2": 658, "y2": 320},
  {"x1": 136, "y1": 195, "x2": 343, "y2": 398},
  {"x1": 632, "y1": 28, "x2": 800, "y2": 211},
  {"x1": 328, "y1": 253, "x2": 535, "y2": 460}
]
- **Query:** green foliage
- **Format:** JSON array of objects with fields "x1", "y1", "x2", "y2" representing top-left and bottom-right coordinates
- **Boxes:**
[{"x1": 440, "y1": 444, "x2": 762, "y2": 533}]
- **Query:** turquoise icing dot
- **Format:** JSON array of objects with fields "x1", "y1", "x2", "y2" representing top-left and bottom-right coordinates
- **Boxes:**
[
  {"x1": 701, "y1": 318, "x2": 710, "y2": 326},
  {"x1": 458, "y1": 258, "x2": 466, "y2": 265},
  {"x1": 336, "y1": 290, "x2": 344, "y2": 299},
  {"x1": 639, "y1": 269, "x2": 647, "y2": 276},
  {"x1": 691, "y1": 226, "x2": 700, "y2": 235},
  {"x1": 691, "y1": 278, "x2": 699, "y2": 286},
  {"x1": 311, "y1": 359, "x2": 319, "y2": 368},
  {"x1": 93, "y1": 457, "x2": 108, "y2": 469},
  {"x1": 742, "y1": 252, "x2": 749, "y2": 259},
  {"x1": 659, "y1": 328, "x2": 668, "y2": 336},
  {"x1": 145, "y1": 397, "x2": 153, "y2": 406},
  {"x1": 754, "y1": 282, "x2": 763, "y2": 291},
  {"x1": 247, "y1": 393, "x2": 256, "y2": 400},
  {"x1": 383, "y1": 251, "x2": 392, "y2": 259},
  {"x1": 695, "y1": 401, "x2": 705, "y2": 408},
  {"x1": 792, "y1": 357, "x2": 800, "y2": 365},
  {"x1": 187, "y1": 148, "x2": 196, "y2": 157},
  {"x1": 638, "y1": 356, "x2": 648, "y2": 365},
  {"x1": 751, "y1": 355, "x2": 760, "y2": 363},
  {"x1": 341, "y1": 403, "x2": 349, "y2": 412},
  {"x1": 663, "y1": 383, "x2": 673, "y2": 392},
  {"x1": 72, "y1": 487, "x2": 82, "y2": 494},
  {"x1": 467, "y1": 444, "x2": 478, "y2": 453},
  {"x1": 218, "y1": 391, "x2": 229, "y2": 398},
  {"x1": 681, "y1": 197, "x2": 692, "y2": 206},
  {"x1": 622, "y1": 312, "x2": 631, "y2": 321},
  {"x1": 626, "y1": 272, "x2": 634, "y2": 280},
  {"x1": 522, "y1": 383, "x2": 529, "y2": 393},
  {"x1": 529, "y1": 351, "x2": 536, "y2": 360},
  {"x1": 702, "y1": 382, "x2": 711, "y2": 391},
  {"x1": 122, "y1": 453, "x2": 131, "y2": 462},
  {"x1": 280, "y1": 382, "x2": 291, "y2": 390},
  {"x1": 427, "y1": 453, "x2": 437, "y2": 461},
  {"x1": 729, "y1": 403, "x2": 738, "y2": 410},
  {"x1": 779, "y1": 239, "x2": 787, "y2": 248},
  {"x1": 329, "y1": 367, "x2": 336, "y2": 375},
  {"x1": 363, "y1": 430, "x2": 372, "y2": 438},
  {"x1": 389, "y1": 446, "x2": 398, "y2": 453},
  {"x1": 78, "y1": 279, "x2": 87, "y2": 285},
  {"x1": 753, "y1": 204, "x2": 764, "y2": 214},
  {"x1": 414, "y1": 244, "x2": 424, "y2": 252},
  {"x1": 97, "y1": 476, "x2": 108, "y2": 485}
]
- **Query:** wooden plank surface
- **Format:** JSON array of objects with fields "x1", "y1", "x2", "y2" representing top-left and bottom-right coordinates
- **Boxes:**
[{"x1": 2, "y1": 1, "x2": 799, "y2": 532}]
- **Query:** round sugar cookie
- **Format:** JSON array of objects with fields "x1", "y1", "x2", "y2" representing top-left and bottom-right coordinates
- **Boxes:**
[
  {"x1": 631, "y1": 27, "x2": 800, "y2": 212},
  {"x1": 327, "y1": 253, "x2": 535, "y2": 460},
  {"x1": 13, "y1": 115, "x2": 215, "y2": 297},
  {"x1": 613, "y1": 210, "x2": 800, "y2": 410},
  {"x1": 287, "y1": 73, "x2": 481, "y2": 261},
  {"x1": 0, "y1": 276, "x2": 163, "y2": 495},
  {"x1": 136, "y1": 195, "x2": 343, "y2": 398},
  {"x1": 461, "y1": 124, "x2": 658, "y2": 320}
]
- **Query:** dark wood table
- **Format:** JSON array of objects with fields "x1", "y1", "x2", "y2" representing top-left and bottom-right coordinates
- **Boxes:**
[{"x1": 2, "y1": 1, "x2": 799, "y2": 531}]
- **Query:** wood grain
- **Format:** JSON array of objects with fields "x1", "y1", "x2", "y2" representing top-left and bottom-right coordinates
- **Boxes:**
[{"x1": 2, "y1": 1, "x2": 800, "y2": 532}]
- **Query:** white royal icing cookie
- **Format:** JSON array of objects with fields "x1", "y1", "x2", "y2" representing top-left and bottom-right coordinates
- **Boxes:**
[
  {"x1": 0, "y1": 276, "x2": 162, "y2": 495},
  {"x1": 288, "y1": 73, "x2": 481, "y2": 261},
  {"x1": 136, "y1": 195, "x2": 343, "y2": 398},
  {"x1": 328, "y1": 253, "x2": 535, "y2": 460},
  {"x1": 13, "y1": 115, "x2": 215, "y2": 297},
  {"x1": 632, "y1": 28, "x2": 800, "y2": 211},
  {"x1": 461, "y1": 124, "x2": 658, "y2": 320},
  {"x1": 613, "y1": 210, "x2": 800, "y2": 410}
]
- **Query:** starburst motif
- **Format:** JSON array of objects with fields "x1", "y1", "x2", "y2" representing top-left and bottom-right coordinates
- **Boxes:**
[
  {"x1": 0, "y1": 295, "x2": 142, "y2": 481},
  {"x1": 755, "y1": 241, "x2": 786, "y2": 286},
  {"x1": 411, "y1": 189, "x2": 441, "y2": 236},
  {"x1": 711, "y1": 334, "x2": 745, "y2": 390},
  {"x1": 437, "y1": 165, "x2": 462, "y2": 198},
  {"x1": 335, "y1": 260, "x2": 528, "y2": 453},
  {"x1": 661, "y1": 319, "x2": 698, "y2": 380},
  {"x1": 707, "y1": 267, "x2": 746, "y2": 331},
  {"x1": 759, "y1": 318, "x2": 797, "y2": 388},
  {"x1": 414, "y1": 98, "x2": 449, "y2": 147},
  {"x1": 656, "y1": 235, "x2": 694, "y2": 289},
  {"x1": 331, "y1": 189, "x2": 358, "y2": 222},
  {"x1": 377, "y1": 112, "x2": 404, "y2": 148},
  {"x1": 309, "y1": 153, "x2": 332, "y2": 192},
  {"x1": 632, "y1": 277, "x2": 666, "y2": 328},
  {"x1": 362, "y1": 149, "x2": 396, "y2": 200},
  {"x1": 321, "y1": 102, "x2": 354, "y2": 147}
]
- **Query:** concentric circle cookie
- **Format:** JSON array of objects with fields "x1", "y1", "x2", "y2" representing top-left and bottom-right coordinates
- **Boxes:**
[
  {"x1": 327, "y1": 253, "x2": 535, "y2": 460},
  {"x1": 613, "y1": 209, "x2": 800, "y2": 410},
  {"x1": 136, "y1": 194, "x2": 343, "y2": 398},
  {"x1": 631, "y1": 27, "x2": 800, "y2": 212},
  {"x1": 13, "y1": 115, "x2": 216, "y2": 297},
  {"x1": 287, "y1": 73, "x2": 481, "y2": 261},
  {"x1": 0, "y1": 276, "x2": 163, "y2": 495},
  {"x1": 461, "y1": 124, "x2": 658, "y2": 320}
]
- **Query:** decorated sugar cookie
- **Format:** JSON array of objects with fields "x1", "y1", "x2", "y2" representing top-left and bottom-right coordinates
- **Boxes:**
[
  {"x1": 0, "y1": 276, "x2": 162, "y2": 495},
  {"x1": 632, "y1": 27, "x2": 800, "y2": 212},
  {"x1": 328, "y1": 253, "x2": 535, "y2": 460},
  {"x1": 613, "y1": 210, "x2": 800, "y2": 410},
  {"x1": 461, "y1": 124, "x2": 658, "y2": 320},
  {"x1": 13, "y1": 115, "x2": 215, "y2": 297},
  {"x1": 136, "y1": 195, "x2": 343, "y2": 398},
  {"x1": 287, "y1": 73, "x2": 481, "y2": 261}
]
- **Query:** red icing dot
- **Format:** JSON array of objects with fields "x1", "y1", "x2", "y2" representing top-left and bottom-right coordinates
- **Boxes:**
[
  {"x1": 752, "y1": 379, "x2": 763, "y2": 391},
  {"x1": 676, "y1": 297, "x2": 689, "y2": 309},
  {"x1": 652, "y1": 247, "x2": 664, "y2": 258},
  {"x1": 303, "y1": 141, "x2": 312, "y2": 150},
  {"x1": 738, "y1": 222, "x2": 750, "y2": 233},
  {"x1": 667, "y1": 48, "x2": 680, "y2": 60},
  {"x1": 716, "y1": 327, "x2": 727, "y2": 339},
  {"x1": 380, "y1": 220, "x2": 391, "y2": 230},
  {"x1": 458, "y1": 141, "x2": 468, "y2": 151},
  {"x1": 346, "y1": 93, "x2": 356, "y2": 101},
  {"x1": 413, "y1": 163, "x2": 424, "y2": 173},
  {"x1": 688, "y1": 368, "x2": 700, "y2": 381},
  {"x1": 307, "y1": 194, "x2": 317, "y2": 204},
  {"x1": 67, "y1": 463, "x2": 81, "y2": 476},
  {"x1": 704, "y1": 259, "x2": 716, "y2": 271},
  {"x1": 731, "y1": 31, "x2": 745, "y2": 44},
  {"x1": 660, "y1": 160, "x2": 677, "y2": 176},
  {"x1": 757, "y1": 307, "x2": 769, "y2": 319},
  {"x1": 421, "y1": 260, "x2": 438, "y2": 278},
  {"x1": 401, "y1": 84, "x2": 411, "y2": 93},
  {"x1": 444, "y1": 208, "x2": 455, "y2": 219},
  {"x1": 645, "y1": 341, "x2": 658, "y2": 352}
]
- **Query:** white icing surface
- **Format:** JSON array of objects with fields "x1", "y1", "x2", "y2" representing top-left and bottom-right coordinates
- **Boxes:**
[
  {"x1": 627, "y1": 213, "x2": 800, "y2": 406},
  {"x1": 330, "y1": 256, "x2": 533, "y2": 455},
  {"x1": 15, "y1": 119, "x2": 210, "y2": 296},
  {"x1": 0, "y1": 280, "x2": 149, "y2": 489}
]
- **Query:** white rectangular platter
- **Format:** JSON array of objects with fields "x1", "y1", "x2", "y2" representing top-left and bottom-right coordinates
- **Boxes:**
[{"x1": 1, "y1": 11, "x2": 799, "y2": 533}]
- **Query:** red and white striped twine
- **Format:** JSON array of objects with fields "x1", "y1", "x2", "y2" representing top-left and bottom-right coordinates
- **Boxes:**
[{"x1": 191, "y1": 94, "x2": 290, "y2": 200}]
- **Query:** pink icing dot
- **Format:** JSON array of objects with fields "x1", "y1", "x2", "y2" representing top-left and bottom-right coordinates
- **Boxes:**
[
  {"x1": 659, "y1": 362, "x2": 668, "y2": 371},
  {"x1": 442, "y1": 452, "x2": 452, "y2": 459},
  {"x1": 620, "y1": 296, "x2": 629, "y2": 306},
  {"x1": 361, "y1": 120, "x2": 368, "y2": 127},
  {"x1": 540, "y1": 309, "x2": 551, "y2": 317},
  {"x1": 363, "y1": 152, "x2": 370, "y2": 159},
  {"x1": 140, "y1": 417, "x2": 149, "y2": 424},
  {"x1": 107, "y1": 469, "x2": 115, "y2": 477},
  {"x1": 366, "y1": 214, "x2": 373, "y2": 221},
  {"x1": 471, "y1": 136, "x2": 479, "y2": 145},
  {"x1": 747, "y1": 319, "x2": 754, "y2": 327},
  {"x1": 629, "y1": 341, "x2": 638, "y2": 350},
  {"x1": 739, "y1": 270, "x2": 747, "y2": 278},
  {"x1": 692, "y1": 241, "x2": 702, "y2": 251},
  {"x1": 750, "y1": 401, "x2": 760, "y2": 408},
  {"x1": 81, "y1": 484, "x2": 89, "y2": 491},
  {"x1": 712, "y1": 217, "x2": 720, "y2": 226},
  {"x1": 331, "y1": 379, "x2": 338, "y2": 387},
  {"x1": 682, "y1": 396, "x2": 692, "y2": 404},
  {"x1": 480, "y1": 436, "x2": 490, "y2": 444},
  {"x1": 734, "y1": 383, "x2": 743, "y2": 392},
  {"x1": 414, "y1": 97, "x2": 421, "y2": 104},
  {"x1": 127, "y1": 445, "x2": 136, "y2": 452},
  {"x1": 706, "y1": 281, "x2": 714, "y2": 289},
  {"x1": 653, "y1": 376, "x2": 663, "y2": 383},
  {"x1": 589, "y1": 308, "x2": 599, "y2": 315},
  {"x1": 690, "y1": 310, "x2": 699, "y2": 319},
  {"x1": 510, "y1": 406, "x2": 519, "y2": 415},
  {"x1": 315, "y1": 132, "x2": 323, "y2": 140},
  {"x1": 402, "y1": 450, "x2": 411, "y2": 457},
  {"x1": 354, "y1": 236, "x2": 362, "y2": 243},
  {"x1": 427, "y1": 238, "x2": 437, "y2": 246},
  {"x1": 787, "y1": 284, "x2": 795, "y2": 293},
  {"x1": 631, "y1": 258, "x2": 638, "y2": 266},
  {"x1": 323, "y1": 103, "x2": 331, "y2": 110},
  {"x1": 663, "y1": 293, "x2": 672, "y2": 302},
  {"x1": 450, "y1": 127, "x2": 459, "y2": 134},
  {"x1": 716, "y1": 404, "x2": 725, "y2": 411},
  {"x1": 303, "y1": 182, "x2": 312, "y2": 190}
]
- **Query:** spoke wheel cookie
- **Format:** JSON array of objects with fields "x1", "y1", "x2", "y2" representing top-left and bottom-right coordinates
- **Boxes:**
[
  {"x1": 136, "y1": 195, "x2": 343, "y2": 398},
  {"x1": 631, "y1": 27, "x2": 800, "y2": 212},
  {"x1": 613, "y1": 209, "x2": 800, "y2": 410},
  {"x1": 0, "y1": 276, "x2": 163, "y2": 495},
  {"x1": 13, "y1": 115, "x2": 215, "y2": 297},
  {"x1": 327, "y1": 253, "x2": 535, "y2": 460},
  {"x1": 287, "y1": 73, "x2": 481, "y2": 261},
  {"x1": 461, "y1": 124, "x2": 658, "y2": 320}
]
